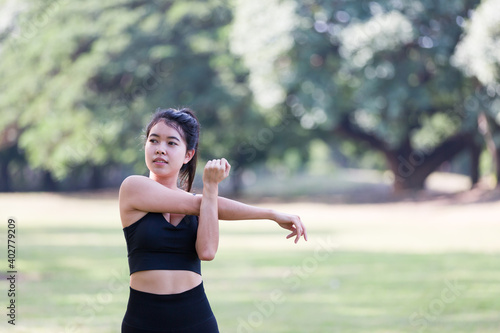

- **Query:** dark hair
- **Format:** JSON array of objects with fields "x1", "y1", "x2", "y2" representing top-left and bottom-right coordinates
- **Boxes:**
[{"x1": 145, "y1": 107, "x2": 200, "y2": 192}]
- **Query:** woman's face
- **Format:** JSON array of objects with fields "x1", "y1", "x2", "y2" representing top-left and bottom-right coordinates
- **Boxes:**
[{"x1": 145, "y1": 121, "x2": 194, "y2": 179}]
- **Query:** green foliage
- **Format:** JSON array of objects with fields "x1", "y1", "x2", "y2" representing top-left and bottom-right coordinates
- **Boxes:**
[
  {"x1": 0, "y1": 0, "x2": 260, "y2": 184},
  {"x1": 278, "y1": 0, "x2": 484, "y2": 149},
  {"x1": 453, "y1": 0, "x2": 500, "y2": 86},
  {"x1": 227, "y1": 0, "x2": 500, "y2": 188},
  {"x1": 453, "y1": 0, "x2": 500, "y2": 149},
  {"x1": 2, "y1": 0, "x2": 500, "y2": 190}
]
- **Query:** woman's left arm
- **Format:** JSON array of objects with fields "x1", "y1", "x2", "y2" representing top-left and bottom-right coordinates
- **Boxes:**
[
  {"x1": 216, "y1": 197, "x2": 308, "y2": 244},
  {"x1": 196, "y1": 159, "x2": 231, "y2": 261}
]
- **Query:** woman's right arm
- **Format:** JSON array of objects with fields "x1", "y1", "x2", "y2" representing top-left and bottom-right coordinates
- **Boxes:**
[
  {"x1": 119, "y1": 175, "x2": 307, "y2": 242},
  {"x1": 119, "y1": 175, "x2": 201, "y2": 216},
  {"x1": 119, "y1": 175, "x2": 274, "y2": 219}
]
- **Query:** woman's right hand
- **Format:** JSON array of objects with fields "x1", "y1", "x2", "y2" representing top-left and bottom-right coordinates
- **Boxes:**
[{"x1": 203, "y1": 158, "x2": 231, "y2": 186}]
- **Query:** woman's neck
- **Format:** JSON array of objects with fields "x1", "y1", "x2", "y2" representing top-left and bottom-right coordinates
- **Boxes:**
[{"x1": 149, "y1": 173, "x2": 179, "y2": 189}]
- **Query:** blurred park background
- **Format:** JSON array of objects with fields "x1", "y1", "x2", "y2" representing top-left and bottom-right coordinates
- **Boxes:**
[
  {"x1": 1, "y1": 0, "x2": 500, "y2": 332},
  {"x1": 1, "y1": 0, "x2": 500, "y2": 194}
]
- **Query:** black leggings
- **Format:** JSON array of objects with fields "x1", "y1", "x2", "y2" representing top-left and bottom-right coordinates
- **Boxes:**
[{"x1": 121, "y1": 283, "x2": 219, "y2": 333}]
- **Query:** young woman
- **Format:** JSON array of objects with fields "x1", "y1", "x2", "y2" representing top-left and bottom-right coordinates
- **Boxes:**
[{"x1": 119, "y1": 108, "x2": 307, "y2": 332}]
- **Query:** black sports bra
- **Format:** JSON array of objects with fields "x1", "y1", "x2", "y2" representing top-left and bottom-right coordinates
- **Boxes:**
[{"x1": 123, "y1": 212, "x2": 201, "y2": 275}]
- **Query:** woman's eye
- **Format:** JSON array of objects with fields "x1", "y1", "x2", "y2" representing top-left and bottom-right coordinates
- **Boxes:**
[
  {"x1": 168, "y1": 141, "x2": 177, "y2": 146},
  {"x1": 149, "y1": 139, "x2": 158, "y2": 143}
]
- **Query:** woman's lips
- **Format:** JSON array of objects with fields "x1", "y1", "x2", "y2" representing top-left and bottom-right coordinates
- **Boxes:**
[{"x1": 153, "y1": 158, "x2": 168, "y2": 164}]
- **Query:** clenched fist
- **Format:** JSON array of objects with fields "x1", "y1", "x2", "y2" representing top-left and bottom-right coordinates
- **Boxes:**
[{"x1": 203, "y1": 158, "x2": 231, "y2": 186}]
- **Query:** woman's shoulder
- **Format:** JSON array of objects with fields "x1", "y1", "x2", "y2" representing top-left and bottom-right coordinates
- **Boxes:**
[
  {"x1": 119, "y1": 175, "x2": 165, "y2": 197},
  {"x1": 120, "y1": 175, "x2": 150, "y2": 188},
  {"x1": 119, "y1": 175, "x2": 198, "y2": 223}
]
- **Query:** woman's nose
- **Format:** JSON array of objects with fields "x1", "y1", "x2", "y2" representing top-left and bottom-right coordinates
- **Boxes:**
[{"x1": 156, "y1": 147, "x2": 166, "y2": 155}]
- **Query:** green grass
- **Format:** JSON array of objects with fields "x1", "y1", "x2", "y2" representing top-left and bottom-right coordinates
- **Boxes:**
[
  {"x1": 0, "y1": 192, "x2": 499, "y2": 332},
  {"x1": 1, "y1": 226, "x2": 499, "y2": 332},
  {"x1": 204, "y1": 251, "x2": 499, "y2": 333}
]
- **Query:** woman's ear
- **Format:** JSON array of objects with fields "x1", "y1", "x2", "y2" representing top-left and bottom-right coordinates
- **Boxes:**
[{"x1": 184, "y1": 149, "x2": 195, "y2": 164}]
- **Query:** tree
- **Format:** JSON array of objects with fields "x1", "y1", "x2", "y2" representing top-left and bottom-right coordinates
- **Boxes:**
[
  {"x1": 233, "y1": 0, "x2": 485, "y2": 191},
  {"x1": 230, "y1": 0, "x2": 328, "y2": 176},
  {"x1": 0, "y1": 0, "x2": 261, "y2": 191},
  {"x1": 452, "y1": 0, "x2": 500, "y2": 185},
  {"x1": 293, "y1": 0, "x2": 488, "y2": 191}
]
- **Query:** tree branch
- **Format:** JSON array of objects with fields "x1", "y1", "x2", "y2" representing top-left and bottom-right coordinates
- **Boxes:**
[{"x1": 334, "y1": 115, "x2": 390, "y2": 153}]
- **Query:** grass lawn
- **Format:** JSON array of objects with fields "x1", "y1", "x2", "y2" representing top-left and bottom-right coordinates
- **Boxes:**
[{"x1": 0, "y1": 189, "x2": 499, "y2": 332}]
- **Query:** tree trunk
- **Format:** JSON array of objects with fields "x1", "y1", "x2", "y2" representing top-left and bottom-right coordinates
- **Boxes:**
[
  {"x1": 334, "y1": 117, "x2": 472, "y2": 191},
  {"x1": 480, "y1": 113, "x2": 500, "y2": 187},
  {"x1": 388, "y1": 134, "x2": 472, "y2": 191},
  {"x1": 469, "y1": 141, "x2": 481, "y2": 187},
  {"x1": 387, "y1": 153, "x2": 427, "y2": 191},
  {"x1": 90, "y1": 165, "x2": 103, "y2": 189},
  {"x1": 496, "y1": 149, "x2": 500, "y2": 187},
  {"x1": 0, "y1": 157, "x2": 10, "y2": 192},
  {"x1": 0, "y1": 144, "x2": 19, "y2": 192},
  {"x1": 42, "y1": 171, "x2": 58, "y2": 191}
]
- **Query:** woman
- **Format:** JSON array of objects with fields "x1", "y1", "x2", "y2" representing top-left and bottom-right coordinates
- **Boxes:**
[{"x1": 120, "y1": 108, "x2": 307, "y2": 332}]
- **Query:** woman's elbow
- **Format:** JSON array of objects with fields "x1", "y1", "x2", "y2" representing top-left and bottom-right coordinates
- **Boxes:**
[{"x1": 198, "y1": 249, "x2": 217, "y2": 261}]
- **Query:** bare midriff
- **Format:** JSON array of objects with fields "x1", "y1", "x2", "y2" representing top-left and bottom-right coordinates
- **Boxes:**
[{"x1": 130, "y1": 270, "x2": 202, "y2": 295}]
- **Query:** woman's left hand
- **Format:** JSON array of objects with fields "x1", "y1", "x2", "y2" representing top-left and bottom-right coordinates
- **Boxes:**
[{"x1": 273, "y1": 212, "x2": 308, "y2": 243}]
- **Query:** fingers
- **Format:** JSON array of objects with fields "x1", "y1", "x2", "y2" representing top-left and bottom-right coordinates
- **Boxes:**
[
  {"x1": 275, "y1": 212, "x2": 308, "y2": 244},
  {"x1": 223, "y1": 158, "x2": 231, "y2": 177},
  {"x1": 299, "y1": 218, "x2": 308, "y2": 242},
  {"x1": 205, "y1": 158, "x2": 230, "y2": 169},
  {"x1": 283, "y1": 221, "x2": 307, "y2": 244},
  {"x1": 293, "y1": 227, "x2": 304, "y2": 243},
  {"x1": 203, "y1": 158, "x2": 231, "y2": 184},
  {"x1": 285, "y1": 229, "x2": 302, "y2": 244},
  {"x1": 292, "y1": 218, "x2": 307, "y2": 243},
  {"x1": 290, "y1": 216, "x2": 306, "y2": 243}
]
